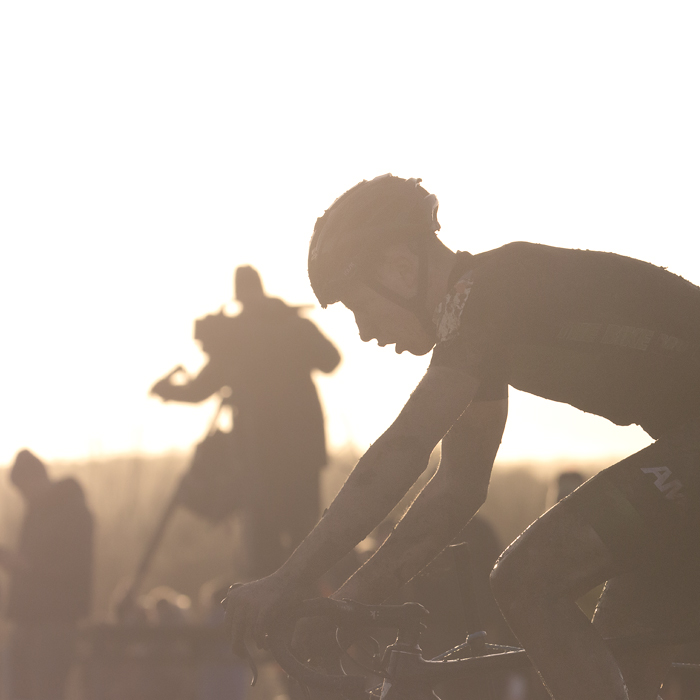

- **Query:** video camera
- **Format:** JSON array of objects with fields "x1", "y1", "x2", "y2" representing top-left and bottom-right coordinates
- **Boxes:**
[{"x1": 193, "y1": 308, "x2": 238, "y2": 356}]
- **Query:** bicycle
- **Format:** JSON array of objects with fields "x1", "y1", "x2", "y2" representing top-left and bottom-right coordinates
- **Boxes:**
[{"x1": 266, "y1": 597, "x2": 700, "y2": 700}]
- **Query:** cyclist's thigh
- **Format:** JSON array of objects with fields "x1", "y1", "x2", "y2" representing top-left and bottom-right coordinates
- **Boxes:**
[
  {"x1": 496, "y1": 415, "x2": 700, "y2": 602},
  {"x1": 493, "y1": 485, "x2": 622, "y2": 601},
  {"x1": 590, "y1": 417, "x2": 700, "y2": 565},
  {"x1": 585, "y1": 415, "x2": 700, "y2": 641}
]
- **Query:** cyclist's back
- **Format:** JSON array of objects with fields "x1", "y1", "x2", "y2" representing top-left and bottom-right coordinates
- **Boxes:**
[{"x1": 431, "y1": 241, "x2": 700, "y2": 438}]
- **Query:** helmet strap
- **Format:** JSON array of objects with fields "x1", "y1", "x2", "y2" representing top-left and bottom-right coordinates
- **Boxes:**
[{"x1": 364, "y1": 240, "x2": 435, "y2": 338}]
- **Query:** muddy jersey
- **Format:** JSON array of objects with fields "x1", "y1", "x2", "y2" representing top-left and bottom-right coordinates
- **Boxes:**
[{"x1": 430, "y1": 243, "x2": 700, "y2": 439}]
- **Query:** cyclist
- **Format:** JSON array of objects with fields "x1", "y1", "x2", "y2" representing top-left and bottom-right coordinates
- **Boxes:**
[{"x1": 227, "y1": 174, "x2": 700, "y2": 700}]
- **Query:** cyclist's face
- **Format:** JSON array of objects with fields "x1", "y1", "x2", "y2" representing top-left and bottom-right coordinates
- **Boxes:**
[{"x1": 339, "y1": 282, "x2": 435, "y2": 356}]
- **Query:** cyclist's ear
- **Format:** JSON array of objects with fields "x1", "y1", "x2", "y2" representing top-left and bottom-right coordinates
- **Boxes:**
[{"x1": 375, "y1": 244, "x2": 420, "y2": 296}]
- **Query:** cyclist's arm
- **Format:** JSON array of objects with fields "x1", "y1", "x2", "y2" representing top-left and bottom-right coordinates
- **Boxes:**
[
  {"x1": 150, "y1": 360, "x2": 224, "y2": 403},
  {"x1": 227, "y1": 366, "x2": 483, "y2": 648},
  {"x1": 332, "y1": 395, "x2": 508, "y2": 604},
  {"x1": 275, "y1": 366, "x2": 480, "y2": 588}
]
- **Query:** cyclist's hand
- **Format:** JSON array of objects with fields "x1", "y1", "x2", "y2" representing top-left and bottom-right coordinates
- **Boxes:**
[
  {"x1": 149, "y1": 366, "x2": 186, "y2": 400},
  {"x1": 292, "y1": 613, "x2": 344, "y2": 671},
  {"x1": 225, "y1": 574, "x2": 301, "y2": 656},
  {"x1": 149, "y1": 377, "x2": 174, "y2": 400}
]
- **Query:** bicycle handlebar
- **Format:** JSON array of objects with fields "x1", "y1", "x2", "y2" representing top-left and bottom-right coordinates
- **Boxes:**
[
  {"x1": 282, "y1": 597, "x2": 427, "y2": 630},
  {"x1": 269, "y1": 598, "x2": 427, "y2": 699}
]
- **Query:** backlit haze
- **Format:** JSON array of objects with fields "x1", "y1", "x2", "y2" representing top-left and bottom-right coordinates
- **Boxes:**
[{"x1": 2, "y1": 2, "x2": 699, "y2": 470}]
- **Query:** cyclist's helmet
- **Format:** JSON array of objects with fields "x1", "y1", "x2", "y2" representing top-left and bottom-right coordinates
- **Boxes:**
[{"x1": 308, "y1": 174, "x2": 440, "y2": 331}]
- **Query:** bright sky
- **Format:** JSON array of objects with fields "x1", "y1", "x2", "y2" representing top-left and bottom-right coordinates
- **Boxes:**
[{"x1": 1, "y1": 2, "x2": 699, "y2": 468}]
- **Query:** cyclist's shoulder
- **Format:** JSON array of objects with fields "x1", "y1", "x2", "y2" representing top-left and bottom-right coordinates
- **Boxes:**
[
  {"x1": 434, "y1": 242, "x2": 548, "y2": 335},
  {"x1": 468, "y1": 241, "x2": 609, "y2": 272},
  {"x1": 458, "y1": 241, "x2": 574, "y2": 289},
  {"x1": 464, "y1": 243, "x2": 700, "y2": 307},
  {"x1": 466, "y1": 241, "x2": 665, "y2": 271}
]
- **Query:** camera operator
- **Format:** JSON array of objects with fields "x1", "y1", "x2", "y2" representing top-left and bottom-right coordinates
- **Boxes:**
[{"x1": 151, "y1": 266, "x2": 340, "y2": 578}]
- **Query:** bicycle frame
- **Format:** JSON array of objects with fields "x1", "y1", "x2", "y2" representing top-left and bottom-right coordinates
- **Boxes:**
[
  {"x1": 269, "y1": 597, "x2": 700, "y2": 700},
  {"x1": 270, "y1": 598, "x2": 532, "y2": 700},
  {"x1": 378, "y1": 634, "x2": 532, "y2": 700}
]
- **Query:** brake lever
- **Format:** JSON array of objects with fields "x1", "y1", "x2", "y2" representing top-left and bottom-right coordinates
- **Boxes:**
[{"x1": 242, "y1": 639, "x2": 259, "y2": 687}]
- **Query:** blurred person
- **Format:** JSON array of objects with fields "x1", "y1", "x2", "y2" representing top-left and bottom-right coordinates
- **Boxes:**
[
  {"x1": 546, "y1": 470, "x2": 586, "y2": 510},
  {"x1": 0, "y1": 449, "x2": 93, "y2": 700},
  {"x1": 226, "y1": 175, "x2": 700, "y2": 700},
  {"x1": 151, "y1": 265, "x2": 340, "y2": 579}
]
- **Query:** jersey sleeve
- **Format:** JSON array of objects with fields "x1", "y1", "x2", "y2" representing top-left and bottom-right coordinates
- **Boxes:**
[{"x1": 431, "y1": 335, "x2": 508, "y2": 401}]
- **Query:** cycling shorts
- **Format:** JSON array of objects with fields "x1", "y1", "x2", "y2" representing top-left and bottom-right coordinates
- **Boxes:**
[{"x1": 572, "y1": 415, "x2": 700, "y2": 642}]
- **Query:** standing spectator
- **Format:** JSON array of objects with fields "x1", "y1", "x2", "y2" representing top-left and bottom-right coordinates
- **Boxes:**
[
  {"x1": 545, "y1": 470, "x2": 586, "y2": 510},
  {"x1": 151, "y1": 265, "x2": 341, "y2": 578},
  {"x1": 0, "y1": 449, "x2": 94, "y2": 700}
]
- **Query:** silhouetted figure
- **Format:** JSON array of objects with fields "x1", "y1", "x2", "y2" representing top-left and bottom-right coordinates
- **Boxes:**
[
  {"x1": 0, "y1": 449, "x2": 93, "y2": 700},
  {"x1": 548, "y1": 469, "x2": 586, "y2": 508},
  {"x1": 151, "y1": 266, "x2": 340, "y2": 578}
]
